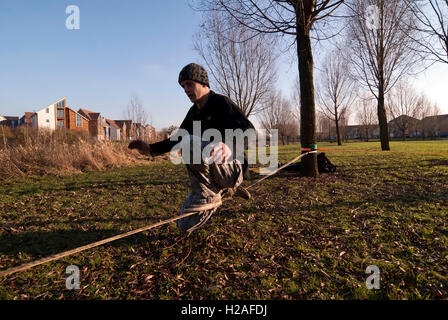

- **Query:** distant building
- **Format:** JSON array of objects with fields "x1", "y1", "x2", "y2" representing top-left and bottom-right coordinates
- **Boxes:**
[
  {"x1": 101, "y1": 117, "x2": 110, "y2": 140},
  {"x1": 32, "y1": 98, "x2": 59, "y2": 130},
  {"x1": 421, "y1": 114, "x2": 448, "y2": 138},
  {"x1": 0, "y1": 114, "x2": 6, "y2": 122},
  {"x1": 388, "y1": 115, "x2": 420, "y2": 139},
  {"x1": 105, "y1": 119, "x2": 121, "y2": 141},
  {"x1": 31, "y1": 98, "x2": 89, "y2": 133},
  {"x1": 19, "y1": 112, "x2": 34, "y2": 126},
  {"x1": 0, "y1": 116, "x2": 20, "y2": 128},
  {"x1": 114, "y1": 120, "x2": 134, "y2": 140},
  {"x1": 320, "y1": 113, "x2": 448, "y2": 141},
  {"x1": 78, "y1": 108, "x2": 107, "y2": 140}
]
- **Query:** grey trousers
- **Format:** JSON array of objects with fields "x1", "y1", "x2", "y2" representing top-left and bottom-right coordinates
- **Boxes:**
[{"x1": 176, "y1": 136, "x2": 243, "y2": 233}]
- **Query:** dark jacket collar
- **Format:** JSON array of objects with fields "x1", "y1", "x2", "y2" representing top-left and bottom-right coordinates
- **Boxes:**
[{"x1": 193, "y1": 90, "x2": 216, "y2": 114}]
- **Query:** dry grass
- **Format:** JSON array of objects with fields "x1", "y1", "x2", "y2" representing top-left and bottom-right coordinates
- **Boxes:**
[{"x1": 0, "y1": 126, "x2": 161, "y2": 180}]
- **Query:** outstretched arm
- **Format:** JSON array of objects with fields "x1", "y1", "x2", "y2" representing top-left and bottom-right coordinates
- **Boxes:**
[{"x1": 128, "y1": 140, "x2": 151, "y2": 155}]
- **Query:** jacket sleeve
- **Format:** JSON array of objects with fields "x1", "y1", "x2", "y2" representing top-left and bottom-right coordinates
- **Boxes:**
[
  {"x1": 221, "y1": 96, "x2": 255, "y2": 132},
  {"x1": 149, "y1": 107, "x2": 193, "y2": 156},
  {"x1": 219, "y1": 96, "x2": 255, "y2": 174}
]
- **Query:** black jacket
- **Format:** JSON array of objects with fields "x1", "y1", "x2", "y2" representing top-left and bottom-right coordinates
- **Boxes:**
[{"x1": 150, "y1": 91, "x2": 255, "y2": 170}]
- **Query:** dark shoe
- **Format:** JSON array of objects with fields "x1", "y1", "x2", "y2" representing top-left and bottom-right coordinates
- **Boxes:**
[{"x1": 235, "y1": 186, "x2": 251, "y2": 199}]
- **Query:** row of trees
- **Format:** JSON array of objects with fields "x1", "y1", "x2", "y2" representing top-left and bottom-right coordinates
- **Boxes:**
[
  {"x1": 317, "y1": 86, "x2": 442, "y2": 142},
  {"x1": 194, "y1": 0, "x2": 448, "y2": 177}
]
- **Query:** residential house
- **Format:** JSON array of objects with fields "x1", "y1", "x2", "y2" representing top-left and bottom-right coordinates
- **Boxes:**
[
  {"x1": 0, "y1": 116, "x2": 19, "y2": 128},
  {"x1": 0, "y1": 114, "x2": 6, "y2": 122},
  {"x1": 343, "y1": 125, "x2": 380, "y2": 140},
  {"x1": 321, "y1": 113, "x2": 448, "y2": 141},
  {"x1": 32, "y1": 98, "x2": 60, "y2": 130},
  {"x1": 106, "y1": 119, "x2": 121, "y2": 140},
  {"x1": 144, "y1": 124, "x2": 157, "y2": 141},
  {"x1": 19, "y1": 112, "x2": 34, "y2": 126},
  {"x1": 133, "y1": 123, "x2": 157, "y2": 141},
  {"x1": 113, "y1": 120, "x2": 128, "y2": 140},
  {"x1": 135, "y1": 123, "x2": 143, "y2": 139},
  {"x1": 31, "y1": 98, "x2": 89, "y2": 134},
  {"x1": 78, "y1": 108, "x2": 106, "y2": 140},
  {"x1": 114, "y1": 120, "x2": 134, "y2": 140},
  {"x1": 101, "y1": 117, "x2": 110, "y2": 140},
  {"x1": 388, "y1": 115, "x2": 420, "y2": 139},
  {"x1": 421, "y1": 114, "x2": 448, "y2": 138}
]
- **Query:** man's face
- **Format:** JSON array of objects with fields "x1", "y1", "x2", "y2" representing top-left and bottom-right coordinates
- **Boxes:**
[{"x1": 180, "y1": 80, "x2": 209, "y2": 103}]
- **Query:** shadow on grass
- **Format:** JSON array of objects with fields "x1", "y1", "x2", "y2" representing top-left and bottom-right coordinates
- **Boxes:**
[
  {"x1": 0, "y1": 213, "x2": 174, "y2": 231},
  {"x1": 0, "y1": 229, "x2": 121, "y2": 258},
  {"x1": 6, "y1": 176, "x2": 188, "y2": 198},
  {"x1": 0, "y1": 226, "x2": 171, "y2": 259}
]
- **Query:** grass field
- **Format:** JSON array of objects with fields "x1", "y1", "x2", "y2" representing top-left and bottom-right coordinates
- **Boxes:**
[{"x1": 0, "y1": 140, "x2": 447, "y2": 299}]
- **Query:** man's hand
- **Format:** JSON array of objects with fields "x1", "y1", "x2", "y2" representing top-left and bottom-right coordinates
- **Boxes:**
[
  {"x1": 128, "y1": 140, "x2": 151, "y2": 155},
  {"x1": 208, "y1": 142, "x2": 232, "y2": 164}
]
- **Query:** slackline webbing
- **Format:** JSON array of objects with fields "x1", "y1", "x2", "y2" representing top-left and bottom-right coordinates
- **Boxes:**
[
  {"x1": 0, "y1": 151, "x2": 317, "y2": 278},
  {"x1": 300, "y1": 147, "x2": 448, "y2": 155}
]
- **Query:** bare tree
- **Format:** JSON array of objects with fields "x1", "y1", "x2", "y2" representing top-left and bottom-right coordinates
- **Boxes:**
[
  {"x1": 258, "y1": 91, "x2": 299, "y2": 145},
  {"x1": 318, "y1": 48, "x2": 356, "y2": 145},
  {"x1": 317, "y1": 110, "x2": 333, "y2": 141},
  {"x1": 346, "y1": 0, "x2": 420, "y2": 150},
  {"x1": 195, "y1": 11, "x2": 278, "y2": 118},
  {"x1": 405, "y1": 0, "x2": 448, "y2": 64},
  {"x1": 123, "y1": 94, "x2": 151, "y2": 127},
  {"x1": 386, "y1": 82, "x2": 421, "y2": 140},
  {"x1": 198, "y1": 0, "x2": 345, "y2": 177},
  {"x1": 159, "y1": 125, "x2": 179, "y2": 140},
  {"x1": 290, "y1": 75, "x2": 302, "y2": 136},
  {"x1": 356, "y1": 96, "x2": 377, "y2": 141}
]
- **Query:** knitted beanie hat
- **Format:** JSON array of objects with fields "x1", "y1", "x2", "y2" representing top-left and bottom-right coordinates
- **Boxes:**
[{"x1": 178, "y1": 63, "x2": 209, "y2": 87}]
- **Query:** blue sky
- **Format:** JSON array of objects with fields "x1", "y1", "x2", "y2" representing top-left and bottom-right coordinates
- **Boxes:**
[
  {"x1": 0, "y1": 0, "x2": 205, "y2": 129},
  {"x1": 0, "y1": 1, "x2": 447, "y2": 129}
]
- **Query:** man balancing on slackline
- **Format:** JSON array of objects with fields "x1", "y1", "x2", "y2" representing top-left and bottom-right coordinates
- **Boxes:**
[{"x1": 128, "y1": 63, "x2": 255, "y2": 234}]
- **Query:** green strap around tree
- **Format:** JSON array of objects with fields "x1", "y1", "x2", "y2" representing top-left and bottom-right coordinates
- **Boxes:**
[{"x1": 301, "y1": 144, "x2": 317, "y2": 150}]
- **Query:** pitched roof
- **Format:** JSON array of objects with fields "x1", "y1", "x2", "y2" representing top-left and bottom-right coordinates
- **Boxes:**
[
  {"x1": 102, "y1": 118, "x2": 110, "y2": 127},
  {"x1": 106, "y1": 119, "x2": 120, "y2": 129},
  {"x1": 68, "y1": 108, "x2": 89, "y2": 121},
  {"x1": 422, "y1": 114, "x2": 448, "y2": 122},
  {"x1": 4, "y1": 116, "x2": 19, "y2": 121},
  {"x1": 89, "y1": 113, "x2": 100, "y2": 120},
  {"x1": 78, "y1": 108, "x2": 101, "y2": 121},
  {"x1": 20, "y1": 112, "x2": 35, "y2": 123},
  {"x1": 388, "y1": 114, "x2": 419, "y2": 125},
  {"x1": 114, "y1": 120, "x2": 133, "y2": 129}
]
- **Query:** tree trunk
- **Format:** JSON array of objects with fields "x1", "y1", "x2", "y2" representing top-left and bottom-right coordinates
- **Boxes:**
[
  {"x1": 377, "y1": 89, "x2": 390, "y2": 150},
  {"x1": 377, "y1": 22, "x2": 390, "y2": 151},
  {"x1": 335, "y1": 117, "x2": 341, "y2": 146},
  {"x1": 297, "y1": 24, "x2": 318, "y2": 177}
]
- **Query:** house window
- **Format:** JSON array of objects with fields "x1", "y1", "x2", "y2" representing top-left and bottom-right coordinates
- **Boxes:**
[
  {"x1": 46, "y1": 108, "x2": 49, "y2": 113},
  {"x1": 57, "y1": 109, "x2": 64, "y2": 117},
  {"x1": 76, "y1": 114, "x2": 82, "y2": 127},
  {"x1": 57, "y1": 120, "x2": 64, "y2": 128},
  {"x1": 46, "y1": 119, "x2": 50, "y2": 123}
]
